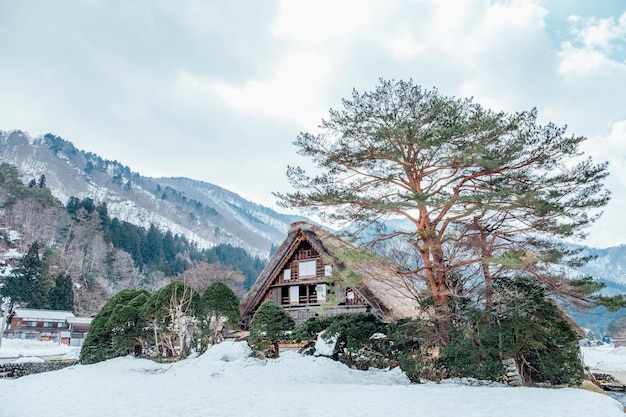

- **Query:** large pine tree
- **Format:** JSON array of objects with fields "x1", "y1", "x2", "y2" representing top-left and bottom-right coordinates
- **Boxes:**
[{"x1": 277, "y1": 79, "x2": 610, "y2": 342}]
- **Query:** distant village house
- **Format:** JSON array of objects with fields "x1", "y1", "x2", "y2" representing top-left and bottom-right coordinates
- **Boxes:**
[{"x1": 3, "y1": 308, "x2": 92, "y2": 346}]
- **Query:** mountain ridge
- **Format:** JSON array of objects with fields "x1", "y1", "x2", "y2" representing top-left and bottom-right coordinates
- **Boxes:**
[{"x1": 0, "y1": 130, "x2": 305, "y2": 258}]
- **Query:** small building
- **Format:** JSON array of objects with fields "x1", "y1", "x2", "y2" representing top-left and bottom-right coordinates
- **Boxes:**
[
  {"x1": 66, "y1": 317, "x2": 93, "y2": 347},
  {"x1": 241, "y1": 221, "x2": 426, "y2": 327},
  {"x1": 3, "y1": 308, "x2": 92, "y2": 346}
]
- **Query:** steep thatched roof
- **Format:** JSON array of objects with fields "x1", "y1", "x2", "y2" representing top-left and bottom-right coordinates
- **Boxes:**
[{"x1": 241, "y1": 221, "x2": 426, "y2": 324}]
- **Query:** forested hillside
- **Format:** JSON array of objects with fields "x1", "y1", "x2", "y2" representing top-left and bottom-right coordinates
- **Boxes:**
[
  {"x1": 0, "y1": 130, "x2": 305, "y2": 259},
  {"x1": 0, "y1": 163, "x2": 265, "y2": 315}
]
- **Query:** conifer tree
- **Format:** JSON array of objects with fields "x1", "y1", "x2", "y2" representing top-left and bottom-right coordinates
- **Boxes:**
[
  {"x1": 3, "y1": 241, "x2": 53, "y2": 309},
  {"x1": 48, "y1": 274, "x2": 74, "y2": 311},
  {"x1": 199, "y1": 281, "x2": 240, "y2": 345},
  {"x1": 80, "y1": 289, "x2": 150, "y2": 364},
  {"x1": 249, "y1": 300, "x2": 294, "y2": 358}
]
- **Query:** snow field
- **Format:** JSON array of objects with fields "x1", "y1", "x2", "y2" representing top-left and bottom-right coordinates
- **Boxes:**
[{"x1": 0, "y1": 341, "x2": 624, "y2": 416}]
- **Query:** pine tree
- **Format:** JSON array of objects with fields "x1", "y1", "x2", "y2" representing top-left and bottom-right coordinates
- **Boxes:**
[
  {"x1": 48, "y1": 274, "x2": 75, "y2": 311},
  {"x1": 440, "y1": 278, "x2": 584, "y2": 385},
  {"x1": 277, "y1": 79, "x2": 609, "y2": 342},
  {"x1": 3, "y1": 242, "x2": 53, "y2": 309},
  {"x1": 66, "y1": 196, "x2": 80, "y2": 216},
  {"x1": 249, "y1": 301, "x2": 294, "y2": 358},
  {"x1": 80, "y1": 289, "x2": 150, "y2": 364},
  {"x1": 199, "y1": 281, "x2": 240, "y2": 346}
]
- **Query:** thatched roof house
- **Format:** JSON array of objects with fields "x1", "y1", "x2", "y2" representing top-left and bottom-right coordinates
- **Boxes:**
[{"x1": 240, "y1": 221, "x2": 426, "y2": 327}]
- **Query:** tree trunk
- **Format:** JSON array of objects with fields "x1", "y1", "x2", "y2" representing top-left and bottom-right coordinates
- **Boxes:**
[
  {"x1": 419, "y1": 235, "x2": 452, "y2": 343},
  {"x1": 474, "y1": 216, "x2": 494, "y2": 307}
]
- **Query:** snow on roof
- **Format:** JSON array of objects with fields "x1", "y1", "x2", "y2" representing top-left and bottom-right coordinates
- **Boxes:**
[
  {"x1": 66, "y1": 317, "x2": 93, "y2": 325},
  {"x1": 12, "y1": 309, "x2": 75, "y2": 321}
]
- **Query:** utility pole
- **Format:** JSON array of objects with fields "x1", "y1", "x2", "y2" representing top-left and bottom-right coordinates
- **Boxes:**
[
  {"x1": 0, "y1": 292, "x2": 9, "y2": 350},
  {"x1": 0, "y1": 295, "x2": 4, "y2": 350}
]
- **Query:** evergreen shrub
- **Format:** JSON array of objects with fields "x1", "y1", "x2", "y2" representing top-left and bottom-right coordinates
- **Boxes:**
[
  {"x1": 249, "y1": 300, "x2": 295, "y2": 358},
  {"x1": 440, "y1": 280, "x2": 584, "y2": 386}
]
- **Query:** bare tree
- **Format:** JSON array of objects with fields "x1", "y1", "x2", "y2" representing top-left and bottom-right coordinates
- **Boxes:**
[{"x1": 141, "y1": 282, "x2": 199, "y2": 358}]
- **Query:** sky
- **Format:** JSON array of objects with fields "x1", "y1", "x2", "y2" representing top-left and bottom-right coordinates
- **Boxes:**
[
  {"x1": 1, "y1": 339, "x2": 626, "y2": 416},
  {"x1": 0, "y1": 0, "x2": 625, "y2": 248}
]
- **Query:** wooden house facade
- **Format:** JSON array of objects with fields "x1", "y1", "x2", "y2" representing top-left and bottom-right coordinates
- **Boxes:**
[
  {"x1": 241, "y1": 221, "x2": 425, "y2": 327},
  {"x1": 3, "y1": 308, "x2": 92, "y2": 346}
]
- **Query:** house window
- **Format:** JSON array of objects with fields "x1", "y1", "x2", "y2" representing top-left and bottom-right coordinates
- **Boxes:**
[
  {"x1": 298, "y1": 260, "x2": 316, "y2": 277},
  {"x1": 27, "y1": 321, "x2": 37, "y2": 327},
  {"x1": 324, "y1": 265, "x2": 332, "y2": 277},
  {"x1": 57, "y1": 322, "x2": 66, "y2": 328},
  {"x1": 283, "y1": 269, "x2": 291, "y2": 281},
  {"x1": 289, "y1": 286, "x2": 299, "y2": 304},
  {"x1": 43, "y1": 322, "x2": 54, "y2": 328},
  {"x1": 316, "y1": 284, "x2": 327, "y2": 302}
]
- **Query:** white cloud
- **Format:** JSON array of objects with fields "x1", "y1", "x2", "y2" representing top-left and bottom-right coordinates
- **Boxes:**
[
  {"x1": 600, "y1": 120, "x2": 626, "y2": 182},
  {"x1": 425, "y1": 0, "x2": 547, "y2": 57},
  {"x1": 558, "y1": 41, "x2": 626, "y2": 77},
  {"x1": 578, "y1": 120, "x2": 626, "y2": 248},
  {"x1": 568, "y1": 12, "x2": 626, "y2": 52},
  {"x1": 272, "y1": 0, "x2": 384, "y2": 44},
  {"x1": 209, "y1": 0, "x2": 554, "y2": 127},
  {"x1": 559, "y1": 12, "x2": 626, "y2": 78},
  {"x1": 605, "y1": 120, "x2": 626, "y2": 149},
  {"x1": 198, "y1": 52, "x2": 333, "y2": 129},
  {"x1": 387, "y1": 27, "x2": 425, "y2": 58}
]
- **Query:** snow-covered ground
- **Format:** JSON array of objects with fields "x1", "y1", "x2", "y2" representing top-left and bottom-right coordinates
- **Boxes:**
[
  {"x1": 0, "y1": 338, "x2": 80, "y2": 362},
  {"x1": 0, "y1": 339, "x2": 624, "y2": 417},
  {"x1": 580, "y1": 343, "x2": 626, "y2": 372}
]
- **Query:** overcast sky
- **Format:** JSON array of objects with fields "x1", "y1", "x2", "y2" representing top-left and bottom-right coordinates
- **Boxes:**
[{"x1": 0, "y1": 0, "x2": 624, "y2": 248}]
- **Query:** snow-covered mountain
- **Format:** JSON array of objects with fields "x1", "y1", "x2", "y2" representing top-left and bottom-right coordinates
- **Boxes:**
[
  {"x1": 579, "y1": 246, "x2": 626, "y2": 287},
  {"x1": 0, "y1": 130, "x2": 306, "y2": 258}
]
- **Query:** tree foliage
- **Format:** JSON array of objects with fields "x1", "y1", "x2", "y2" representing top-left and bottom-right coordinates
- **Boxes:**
[
  {"x1": 81, "y1": 282, "x2": 203, "y2": 364},
  {"x1": 3, "y1": 242, "x2": 53, "y2": 309},
  {"x1": 248, "y1": 300, "x2": 295, "y2": 358},
  {"x1": 0, "y1": 163, "x2": 59, "y2": 208},
  {"x1": 141, "y1": 281, "x2": 199, "y2": 358},
  {"x1": 80, "y1": 289, "x2": 150, "y2": 364},
  {"x1": 48, "y1": 274, "x2": 75, "y2": 311},
  {"x1": 440, "y1": 279, "x2": 584, "y2": 385},
  {"x1": 198, "y1": 281, "x2": 241, "y2": 346},
  {"x1": 292, "y1": 313, "x2": 385, "y2": 366},
  {"x1": 293, "y1": 314, "x2": 440, "y2": 380},
  {"x1": 66, "y1": 197, "x2": 265, "y2": 288}
]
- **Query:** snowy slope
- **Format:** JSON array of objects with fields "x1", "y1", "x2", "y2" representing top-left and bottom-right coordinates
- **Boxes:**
[{"x1": 0, "y1": 340, "x2": 624, "y2": 417}]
